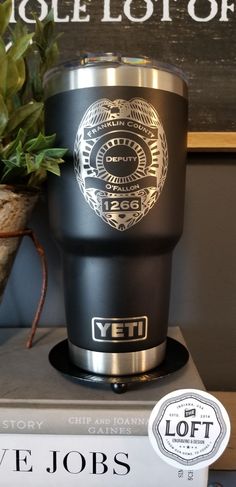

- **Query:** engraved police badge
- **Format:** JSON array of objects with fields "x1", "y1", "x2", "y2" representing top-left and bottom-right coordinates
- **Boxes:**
[{"x1": 74, "y1": 98, "x2": 168, "y2": 231}]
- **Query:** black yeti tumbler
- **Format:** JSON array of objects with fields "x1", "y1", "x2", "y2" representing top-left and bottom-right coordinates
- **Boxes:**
[{"x1": 44, "y1": 53, "x2": 188, "y2": 376}]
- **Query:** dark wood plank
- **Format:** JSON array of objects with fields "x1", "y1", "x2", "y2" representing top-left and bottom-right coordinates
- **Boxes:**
[{"x1": 11, "y1": 1, "x2": 236, "y2": 131}]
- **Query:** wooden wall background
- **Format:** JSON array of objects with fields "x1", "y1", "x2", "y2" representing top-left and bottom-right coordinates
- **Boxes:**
[{"x1": 11, "y1": 0, "x2": 236, "y2": 132}]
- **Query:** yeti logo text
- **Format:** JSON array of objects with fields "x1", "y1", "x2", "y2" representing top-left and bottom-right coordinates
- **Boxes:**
[
  {"x1": 92, "y1": 317, "x2": 148, "y2": 342},
  {"x1": 74, "y1": 97, "x2": 168, "y2": 231}
]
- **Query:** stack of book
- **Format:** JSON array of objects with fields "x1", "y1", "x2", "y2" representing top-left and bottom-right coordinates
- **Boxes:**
[{"x1": 0, "y1": 326, "x2": 209, "y2": 486}]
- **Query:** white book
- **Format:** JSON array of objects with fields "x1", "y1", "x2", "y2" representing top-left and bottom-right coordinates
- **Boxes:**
[{"x1": 0, "y1": 434, "x2": 208, "y2": 486}]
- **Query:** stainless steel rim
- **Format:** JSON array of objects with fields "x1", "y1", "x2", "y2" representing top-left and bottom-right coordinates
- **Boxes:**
[
  {"x1": 44, "y1": 54, "x2": 187, "y2": 100},
  {"x1": 68, "y1": 340, "x2": 166, "y2": 376}
]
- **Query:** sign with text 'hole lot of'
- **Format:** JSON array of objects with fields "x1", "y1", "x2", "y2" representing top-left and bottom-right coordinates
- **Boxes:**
[{"x1": 8, "y1": 0, "x2": 236, "y2": 131}]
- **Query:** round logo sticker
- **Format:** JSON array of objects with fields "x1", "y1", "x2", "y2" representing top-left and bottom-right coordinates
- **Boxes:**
[
  {"x1": 148, "y1": 389, "x2": 231, "y2": 470},
  {"x1": 74, "y1": 97, "x2": 168, "y2": 231}
]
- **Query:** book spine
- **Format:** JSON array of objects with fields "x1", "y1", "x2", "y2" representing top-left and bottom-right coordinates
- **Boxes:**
[
  {"x1": 0, "y1": 406, "x2": 150, "y2": 435},
  {"x1": 0, "y1": 434, "x2": 209, "y2": 487}
]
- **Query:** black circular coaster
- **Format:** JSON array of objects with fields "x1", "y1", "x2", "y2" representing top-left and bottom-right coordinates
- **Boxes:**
[{"x1": 49, "y1": 337, "x2": 189, "y2": 393}]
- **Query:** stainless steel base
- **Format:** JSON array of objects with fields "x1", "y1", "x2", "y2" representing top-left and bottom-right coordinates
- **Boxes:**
[{"x1": 68, "y1": 341, "x2": 166, "y2": 376}]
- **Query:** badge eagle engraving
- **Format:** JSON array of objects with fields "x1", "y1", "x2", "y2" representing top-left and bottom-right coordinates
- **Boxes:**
[{"x1": 74, "y1": 98, "x2": 168, "y2": 231}]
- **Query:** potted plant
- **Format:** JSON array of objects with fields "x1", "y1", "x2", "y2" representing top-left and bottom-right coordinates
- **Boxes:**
[{"x1": 0, "y1": 0, "x2": 66, "y2": 310}]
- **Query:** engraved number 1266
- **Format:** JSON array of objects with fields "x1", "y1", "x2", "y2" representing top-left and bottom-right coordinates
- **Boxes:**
[{"x1": 102, "y1": 197, "x2": 141, "y2": 212}]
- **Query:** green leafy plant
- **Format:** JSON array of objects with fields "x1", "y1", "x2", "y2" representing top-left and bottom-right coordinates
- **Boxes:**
[{"x1": 0, "y1": 0, "x2": 67, "y2": 188}]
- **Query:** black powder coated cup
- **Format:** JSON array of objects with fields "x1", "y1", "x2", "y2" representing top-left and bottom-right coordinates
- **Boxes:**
[{"x1": 44, "y1": 53, "x2": 188, "y2": 376}]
